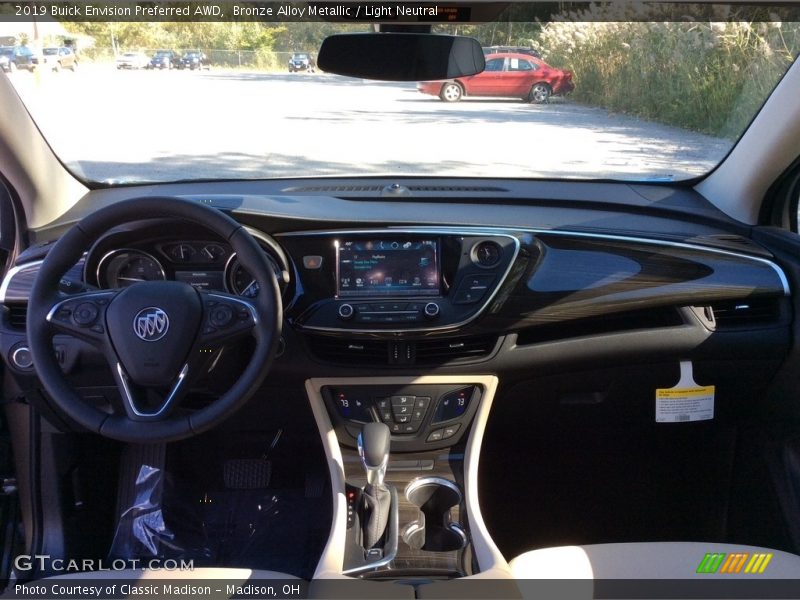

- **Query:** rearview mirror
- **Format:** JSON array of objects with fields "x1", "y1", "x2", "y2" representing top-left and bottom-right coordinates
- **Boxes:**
[{"x1": 317, "y1": 33, "x2": 485, "y2": 81}]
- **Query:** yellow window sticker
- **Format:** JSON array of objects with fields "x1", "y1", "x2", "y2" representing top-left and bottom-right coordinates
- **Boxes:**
[{"x1": 655, "y1": 361, "x2": 715, "y2": 423}]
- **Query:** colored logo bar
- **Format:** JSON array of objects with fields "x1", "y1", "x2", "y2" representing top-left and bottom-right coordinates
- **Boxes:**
[{"x1": 696, "y1": 552, "x2": 773, "y2": 574}]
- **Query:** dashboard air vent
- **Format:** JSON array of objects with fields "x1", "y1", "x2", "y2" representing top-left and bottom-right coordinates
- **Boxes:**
[
  {"x1": 306, "y1": 335, "x2": 498, "y2": 366},
  {"x1": 5, "y1": 304, "x2": 27, "y2": 330},
  {"x1": 414, "y1": 335, "x2": 498, "y2": 365},
  {"x1": 307, "y1": 337, "x2": 388, "y2": 365},
  {"x1": 407, "y1": 185, "x2": 507, "y2": 193},
  {"x1": 282, "y1": 185, "x2": 385, "y2": 193},
  {"x1": 709, "y1": 299, "x2": 782, "y2": 328},
  {"x1": 282, "y1": 184, "x2": 507, "y2": 194}
]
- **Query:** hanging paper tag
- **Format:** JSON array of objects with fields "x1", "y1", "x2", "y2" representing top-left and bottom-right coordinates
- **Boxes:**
[{"x1": 655, "y1": 361, "x2": 714, "y2": 423}]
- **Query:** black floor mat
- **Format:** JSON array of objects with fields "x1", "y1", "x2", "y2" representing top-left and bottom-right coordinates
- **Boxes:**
[
  {"x1": 111, "y1": 392, "x2": 332, "y2": 579},
  {"x1": 158, "y1": 427, "x2": 331, "y2": 579}
]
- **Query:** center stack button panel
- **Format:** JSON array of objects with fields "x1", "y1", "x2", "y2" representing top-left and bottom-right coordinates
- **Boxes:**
[{"x1": 322, "y1": 384, "x2": 482, "y2": 452}]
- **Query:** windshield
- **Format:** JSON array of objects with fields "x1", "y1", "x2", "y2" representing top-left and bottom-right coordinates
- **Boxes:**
[{"x1": 3, "y1": 2, "x2": 799, "y2": 184}]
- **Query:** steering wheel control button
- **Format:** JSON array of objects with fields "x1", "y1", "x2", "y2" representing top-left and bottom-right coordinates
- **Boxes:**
[
  {"x1": 210, "y1": 304, "x2": 235, "y2": 328},
  {"x1": 73, "y1": 302, "x2": 99, "y2": 326},
  {"x1": 423, "y1": 302, "x2": 440, "y2": 318},
  {"x1": 338, "y1": 303, "x2": 355, "y2": 320},
  {"x1": 133, "y1": 307, "x2": 170, "y2": 341}
]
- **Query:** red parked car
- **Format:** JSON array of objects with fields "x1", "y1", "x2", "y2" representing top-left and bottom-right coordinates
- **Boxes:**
[{"x1": 417, "y1": 52, "x2": 574, "y2": 103}]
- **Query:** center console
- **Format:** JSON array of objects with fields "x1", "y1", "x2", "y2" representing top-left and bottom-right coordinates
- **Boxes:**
[{"x1": 306, "y1": 376, "x2": 505, "y2": 581}]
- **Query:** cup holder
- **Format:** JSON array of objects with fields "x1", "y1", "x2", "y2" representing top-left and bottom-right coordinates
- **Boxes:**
[{"x1": 404, "y1": 477, "x2": 467, "y2": 552}]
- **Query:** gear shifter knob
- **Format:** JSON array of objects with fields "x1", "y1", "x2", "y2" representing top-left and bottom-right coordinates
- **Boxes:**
[{"x1": 358, "y1": 422, "x2": 390, "y2": 486}]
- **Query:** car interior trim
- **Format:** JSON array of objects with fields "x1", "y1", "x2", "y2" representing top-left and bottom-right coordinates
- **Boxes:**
[{"x1": 279, "y1": 226, "x2": 790, "y2": 296}]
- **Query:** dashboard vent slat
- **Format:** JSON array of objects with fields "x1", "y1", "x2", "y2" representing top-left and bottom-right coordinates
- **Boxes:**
[
  {"x1": 306, "y1": 334, "x2": 498, "y2": 366},
  {"x1": 307, "y1": 337, "x2": 387, "y2": 365},
  {"x1": 414, "y1": 336, "x2": 498, "y2": 365},
  {"x1": 6, "y1": 304, "x2": 27, "y2": 330},
  {"x1": 282, "y1": 185, "x2": 507, "y2": 194},
  {"x1": 709, "y1": 299, "x2": 781, "y2": 328}
]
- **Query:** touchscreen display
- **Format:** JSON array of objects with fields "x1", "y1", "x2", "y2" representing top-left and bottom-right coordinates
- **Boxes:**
[{"x1": 337, "y1": 239, "x2": 439, "y2": 297}]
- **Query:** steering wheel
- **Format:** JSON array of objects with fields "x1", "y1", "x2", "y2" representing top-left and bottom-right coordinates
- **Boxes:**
[{"x1": 27, "y1": 197, "x2": 282, "y2": 443}]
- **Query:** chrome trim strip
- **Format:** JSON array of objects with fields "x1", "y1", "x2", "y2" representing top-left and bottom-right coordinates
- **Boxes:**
[
  {"x1": 116, "y1": 362, "x2": 189, "y2": 419},
  {"x1": 279, "y1": 229, "x2": 521, "y2": 334},
  {"x1": 0, "y1": 260, "x2": 43, "y2": 304}
]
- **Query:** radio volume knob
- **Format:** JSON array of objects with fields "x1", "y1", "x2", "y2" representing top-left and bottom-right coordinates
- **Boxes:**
[
  {"x1": 338, "y1": 303, "x2": 355, "y2": 320},
  {"x1": 423, "y1": 302, "x2": 440, "y2": 319}
]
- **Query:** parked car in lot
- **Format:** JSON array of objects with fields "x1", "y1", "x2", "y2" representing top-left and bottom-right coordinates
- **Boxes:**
[
  {"x1": 146, "y1": 50, "x2": 180, "y2": 70},
  {"x1": 179, "y1": 51, "x2": 209, "y2": 70},
  {"x1": 0, "y1": 45, "x2": 37, "y2": 72},
  {"x1": 417, "y1": 52, "x2": 574, "y2": 103},
  {"x1": 115, "y1": 52, "x2": 148, "y2": 70},
  {"x1": 288, "y1": 52, "x2": 315, "y2": 72},
  {"x1": 40, "y1": 47, "x2": 77, "y2": 72}
]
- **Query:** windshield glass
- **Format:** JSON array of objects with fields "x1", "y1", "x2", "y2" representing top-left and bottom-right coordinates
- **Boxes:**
[{"x1": 3, "y1": 2, "x2": 799, "y2": 184}]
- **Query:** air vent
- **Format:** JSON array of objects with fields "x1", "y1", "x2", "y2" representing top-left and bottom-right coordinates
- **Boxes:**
[
  {"x1": 709, "y1": 299, "x2": 782, "y2": 328},
  {"x1": 5, "y1": 304, "x2": 27, "y2": 329},
  {"x1": 283, "y1": 185, "x2": 385, "y2": 193},
  {"x1": 282, "y1": 184, "x2": 507, "y2": 194},
  {"x1": 306, "y1": 334, "x2": 498, "y2": 366},
  {"x1": 407, "y1": 185, "x2": 507, "y2": 193},
  {"x1": 414, "y1": 335, "x2": 498, "y2": 364},
  {"x1": 307, "y1": 336, "x2": 388, "y2": 365}
]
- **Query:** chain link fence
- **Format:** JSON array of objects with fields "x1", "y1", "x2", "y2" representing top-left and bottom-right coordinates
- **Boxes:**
[{"x1": 79, "y1": 47, "x2": 313, "y2": 71}]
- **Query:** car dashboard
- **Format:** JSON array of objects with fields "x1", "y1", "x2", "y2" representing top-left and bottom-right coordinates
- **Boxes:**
[{"x1": 0, "y1": 178, "x2": 795, "y2": 580}]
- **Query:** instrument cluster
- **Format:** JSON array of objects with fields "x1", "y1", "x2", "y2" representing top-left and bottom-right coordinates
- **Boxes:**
[{"x1": 89, "y1": 234, "x2": 290, "y2": 299}]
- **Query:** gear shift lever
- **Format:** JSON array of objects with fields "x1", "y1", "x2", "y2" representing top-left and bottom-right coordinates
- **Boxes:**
[
  {"x1": 357, "y1": 422, "x2": 391, "y2": 549},
  {"x1": 358, "y1": 422, "x2": 390, "y2": 486}
]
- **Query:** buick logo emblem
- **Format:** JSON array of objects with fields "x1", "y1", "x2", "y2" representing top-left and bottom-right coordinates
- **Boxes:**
[{"x1": 133, "y1": 307, "x2": 169, "y2": 341}]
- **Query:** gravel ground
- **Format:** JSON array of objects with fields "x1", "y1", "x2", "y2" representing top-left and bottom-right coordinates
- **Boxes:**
[{"x1": 6, "y1": 65, "x2": 731, "y2": 183}]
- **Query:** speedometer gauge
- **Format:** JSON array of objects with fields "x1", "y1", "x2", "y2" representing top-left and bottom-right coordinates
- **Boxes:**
[
  {"x1": 98, "y1": 250, "x2": 166, "y2": 288},
  {"x1": 225, "y1": 253, "x2": 286, "y2": 298}
]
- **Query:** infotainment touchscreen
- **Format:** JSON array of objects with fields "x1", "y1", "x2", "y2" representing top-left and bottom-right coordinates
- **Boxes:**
[{"x1": 336, "y1": 239, "x2": 439, "y2": 297}]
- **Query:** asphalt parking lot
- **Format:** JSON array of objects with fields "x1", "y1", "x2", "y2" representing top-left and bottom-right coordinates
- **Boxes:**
[{"x1": 7, "y1": 66, "x2": 730, "y2": 183}]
